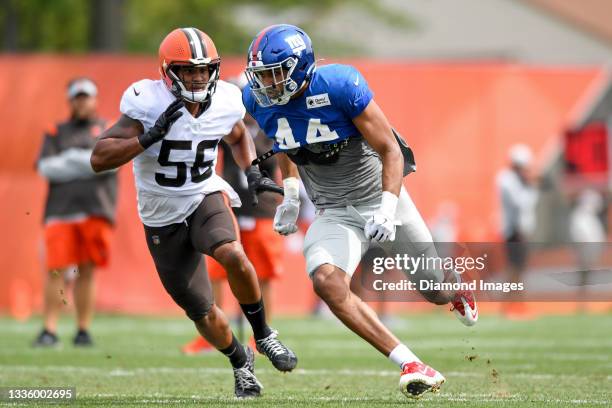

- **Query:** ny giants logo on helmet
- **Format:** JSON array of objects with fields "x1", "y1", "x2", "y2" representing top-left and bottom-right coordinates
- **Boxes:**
[
  {"x1": 284, "y1": 34, "x2": 306, "y2": 56},
  {"x1": 245, "y1": 24, "x2": 316, "y2": 107}
]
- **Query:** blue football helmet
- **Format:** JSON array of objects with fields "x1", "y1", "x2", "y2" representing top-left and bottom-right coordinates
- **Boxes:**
[{"x1": 245, "y1": 24, "x2": 316, "y2": 107}]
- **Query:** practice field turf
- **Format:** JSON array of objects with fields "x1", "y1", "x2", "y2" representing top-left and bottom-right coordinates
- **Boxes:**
[{"x1": 1, "y1": 312, "x2": 611, "y2": 407}]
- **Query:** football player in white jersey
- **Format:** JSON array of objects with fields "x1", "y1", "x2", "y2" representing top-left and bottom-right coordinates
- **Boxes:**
[{"x1": 90, "y1": 27, "x2": 297, "y2": 398}]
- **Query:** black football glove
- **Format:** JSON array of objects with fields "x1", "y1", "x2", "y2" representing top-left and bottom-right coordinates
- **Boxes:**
[
  {"x1": 245, "y1": 165, "x2": 284, "y2": 206},
  {"x1": 138, "y1": 99, "x2": 184, "y2": 149}
]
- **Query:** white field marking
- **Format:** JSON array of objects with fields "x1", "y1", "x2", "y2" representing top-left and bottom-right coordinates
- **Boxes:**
[
  {"x1": 87, "y1": 395, "x2": 400, "y2": 403},
  {"x1": 260, "y1": 341, "x2": 612, "y2": 361},
  {"x1": 439, "y1": 397, "x2": 610, "y2": 405},
  {"x1": 445, "y1": 371, "x2": 611, "y2": 381},
  {"x1": 0, "y1": 316, "x2": 570, "y2": 333},
  {"x1": 474, "y1": 352, "x2": 610, "y2": 362},
  {"x1": 4, "y1": 318, "x2": 611, "y2": 340},
  {"x1": 290, "y1": 338, "x2": 612, "y2": 349},
  {"x1": 3, "y1": 344, "x2": 610, "y2": 363},
  {"x1": 78, "y1": 393, "x2": 612, "y2": 405},
  {"x1": 109, "y1": 369, "x2": 134, "y2": 376},
  {"x1": 4, "y1": 365, "x2": 611, "y2": 382},
  {"x1": 445, "y1": 351, "x2": 611, "y2": 362},
  {"x1": 7, "y1": 365, "x2": 397, "y2": 377},
  {"x1": 3, "y1": 349, "x2": 609, "y2": 367},
  {"x1": 409, "y1": 338, "x2": 612, "y2": 348}
]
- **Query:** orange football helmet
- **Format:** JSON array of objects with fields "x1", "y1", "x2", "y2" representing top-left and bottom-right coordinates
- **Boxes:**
[{"x1": 158, "y1": 27, "x2": 221, "y2": 103}]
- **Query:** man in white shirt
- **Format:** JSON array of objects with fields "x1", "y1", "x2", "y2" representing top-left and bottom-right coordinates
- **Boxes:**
[{"x1": 497, "y1": 144, "x2": 539, "y2": 315}]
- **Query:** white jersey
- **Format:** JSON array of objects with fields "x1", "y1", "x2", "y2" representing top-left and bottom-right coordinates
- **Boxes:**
[{"x1": 120, "y1": 79, "x2": 245, "y2": 227}]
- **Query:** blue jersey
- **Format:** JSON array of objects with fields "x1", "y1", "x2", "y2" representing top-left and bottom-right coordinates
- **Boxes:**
[{"x1": 243, "y1": 64, "x2": 373, "y2": 152}]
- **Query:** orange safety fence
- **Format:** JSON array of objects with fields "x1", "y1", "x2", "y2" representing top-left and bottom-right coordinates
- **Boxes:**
[{"x1": 0, "y1": 55, "x2": 607, "y2": 317}]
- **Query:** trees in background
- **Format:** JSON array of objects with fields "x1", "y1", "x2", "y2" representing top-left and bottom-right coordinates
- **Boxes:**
[
  {"x1": 0, "y1": 0, "x2": 345, "y2": 54},
  {"x1": 0, "y1": 0, "x2": 414, "y2": 55}
]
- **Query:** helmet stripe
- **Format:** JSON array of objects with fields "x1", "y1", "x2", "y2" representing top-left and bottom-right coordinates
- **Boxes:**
[
  {"x1": 182, "y1": 28, "x2": 203, "y2": 59},
  {"x1": 250, "y1": 24, "x2": 281, "y2": 60},
  {"x1": 196, "y1": 30, "x2": 208, "y2": 58},
  {"x1": 180, "y1": 28, "x2": 198, "y2": 59}
]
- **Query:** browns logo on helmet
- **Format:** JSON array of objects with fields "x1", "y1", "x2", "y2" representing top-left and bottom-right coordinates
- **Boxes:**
[{"x1": 158, "y1": 27, "x2": 221, "y2": 104}]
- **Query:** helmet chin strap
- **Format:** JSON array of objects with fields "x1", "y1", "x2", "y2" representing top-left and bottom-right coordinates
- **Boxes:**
[
  {"x1": 274, "y1": 77, "x2": 301, "y2": 105},
  {"x1": 294, "y1": 80, "x2": 308, "y2": 96},
  {"x1": 179, "y1": 86, "x2": 210, "y2": 103},
  {"x1": 174, "y1": 80, "x2": 214, "y2": 115},
  {"x1": 168, "y1": 66, "x2": 217, "y2": 104}
]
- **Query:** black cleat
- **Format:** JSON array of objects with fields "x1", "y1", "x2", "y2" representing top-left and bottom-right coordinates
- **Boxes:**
[
  {"x1": 73, "y1": 330, "x2": 93, "y2": 347},
  {"x1": 255, "y1": 329, "x2": 297, "y2": 372},
  {"x1": 32, "y1": 329, "x2": 59, "y2": 348},
  {"x1": 233, "y1": 346, "x2": 262, "y2": 398}
]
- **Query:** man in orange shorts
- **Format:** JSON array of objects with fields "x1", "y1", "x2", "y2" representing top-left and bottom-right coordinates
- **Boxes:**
[
  {"x1": 33, "y1": 78, "x2": 117, "y2": 347},
  {"x1": 182, "y1": 74, "x2": 283, "y2": 353}
]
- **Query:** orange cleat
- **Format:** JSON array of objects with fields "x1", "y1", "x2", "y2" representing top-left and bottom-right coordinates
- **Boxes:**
[
  {"x1": 248, "y1": 336, "x2": 257, "y2": 351},
  {"x1": 181, "y1": 336, "x2": 215, "y2": 355}
]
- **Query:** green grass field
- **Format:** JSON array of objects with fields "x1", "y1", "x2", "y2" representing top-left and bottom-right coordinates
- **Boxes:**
[{"x1": 1, "y1": 312, "x2": 611, "y2": 407}]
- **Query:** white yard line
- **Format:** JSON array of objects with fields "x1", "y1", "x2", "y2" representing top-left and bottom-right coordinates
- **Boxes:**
[
  {"x1": 80, "y1": 393, "x2": 611, "y2": 405},
  {"x1": 2, "y1": 346, "x2": 610, "y2": 363},
  {"x1": 3, "y1": 365, "x2": 612, "y2": 382}
]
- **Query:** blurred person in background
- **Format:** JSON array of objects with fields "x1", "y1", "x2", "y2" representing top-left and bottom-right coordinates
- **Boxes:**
[
  {"x1": 90, "y1": 28, "x2": 296, "y2": 398},
  {"x1": 182, "y1": 73, "x2": 284, "y2": 354},
  {"x1": 569, "y1": 188, "x2": 606, "y2": 307},
  {"x1": 33, "y1": 78, "x2": 117, "y2": 347},
  {"x1": 496, "y1": 143, "x2": 539, "y2": 318}
]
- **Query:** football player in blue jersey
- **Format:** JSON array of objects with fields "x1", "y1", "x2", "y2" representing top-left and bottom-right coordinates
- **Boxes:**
[{"x1": 242, "y1": 24, "x2": 479, "y2": 399}]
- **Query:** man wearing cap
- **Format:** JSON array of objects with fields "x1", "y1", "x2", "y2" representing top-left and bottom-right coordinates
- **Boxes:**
[
  {"x1": 33, "y1": 77, "x2": 117, "y2": 347},
  {"x1": 496, "y1": 144, "x2": 539, "y2": 318}
]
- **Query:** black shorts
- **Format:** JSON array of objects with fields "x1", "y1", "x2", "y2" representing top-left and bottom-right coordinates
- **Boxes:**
[
  {"x1": 505, "y1": 231, "x2": 529, "y2": 269},
  {"x1": 142, "y1": 192, "x2": 239, "y2": 320}
]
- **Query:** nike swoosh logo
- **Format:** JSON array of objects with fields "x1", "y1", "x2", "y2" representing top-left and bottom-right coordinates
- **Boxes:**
[
  {"x1": 133, "y1": 88, "x2": 140, "y2": 96},
  {"x1": 246, "y1": 306, "x2": 263, "y2": 315},
  {"x1": 354, "y1": 76, "x2": 359, "y2": 86}
]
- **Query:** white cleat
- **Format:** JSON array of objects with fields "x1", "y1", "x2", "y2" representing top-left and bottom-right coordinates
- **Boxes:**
[
  {"x1": 451, "y1": 290, "x2": 478, "y2": 326},
  {"x1": 399, "y1": 361, "x2": 446, "y2": 399}
]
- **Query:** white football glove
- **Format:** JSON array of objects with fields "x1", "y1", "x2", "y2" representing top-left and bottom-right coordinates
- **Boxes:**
[
  {"x1": 365, "y1": 214, "x2": 396, "y2": 242},
  {"x1": 364, "y1": 191, "x2": 399, "y2": 243},
  {"x1": 274, "y1": 177, "x2": 300, "y2": 236}
]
